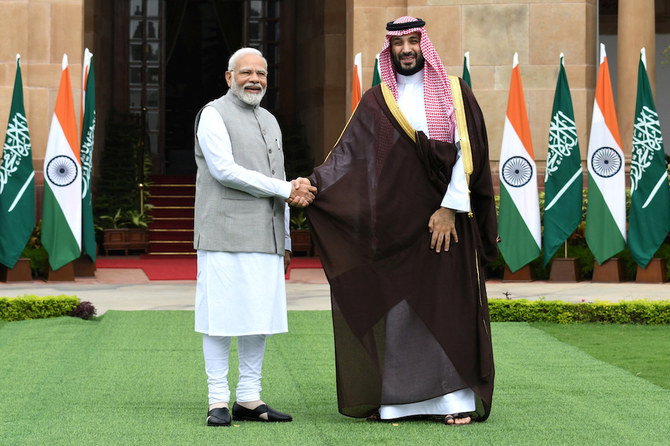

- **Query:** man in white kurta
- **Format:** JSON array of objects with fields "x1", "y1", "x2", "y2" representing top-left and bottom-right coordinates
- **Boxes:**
[{"x1": 193, "y1": 47, "x2": 315, "y2": 427}]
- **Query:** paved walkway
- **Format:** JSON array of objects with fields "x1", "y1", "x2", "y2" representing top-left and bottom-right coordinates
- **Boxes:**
[{"x1": 2, "y1": 267, "x2": 670, "y2": 315}]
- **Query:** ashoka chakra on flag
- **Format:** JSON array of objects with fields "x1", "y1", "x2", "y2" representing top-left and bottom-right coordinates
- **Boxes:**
[
  {"x1": 502, "y1": 155, "x2": 533, "y2": 187},
  {"x1": 591, "y1": 146, "x2": 622, "y2": 178},
  {"x1": 46, "y1": 154, "x2": 78, "y2": 186}
]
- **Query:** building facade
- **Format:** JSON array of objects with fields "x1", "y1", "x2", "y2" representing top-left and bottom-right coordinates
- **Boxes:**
[{"x1": 0, "y1": 0, "x2": 668, "y2": 194}]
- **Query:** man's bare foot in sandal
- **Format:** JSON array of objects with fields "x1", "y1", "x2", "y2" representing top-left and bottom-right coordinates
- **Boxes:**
[
  {"x1": 444, "y1": 413, "x2": 472, "y2": 425},
  {"x1": 366, "y1": 410, "x2": 380, "y2": 422}
]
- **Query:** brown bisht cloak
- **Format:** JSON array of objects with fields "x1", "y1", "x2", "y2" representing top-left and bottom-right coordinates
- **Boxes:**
[{"x1": 306, "y1": 80, "x2": 498, "y2": 421}]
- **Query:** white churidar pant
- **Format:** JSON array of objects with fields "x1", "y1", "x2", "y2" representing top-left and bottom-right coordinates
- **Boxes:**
[{"x1": 203, "y1": 334, "x2": 267, "y2": 404}]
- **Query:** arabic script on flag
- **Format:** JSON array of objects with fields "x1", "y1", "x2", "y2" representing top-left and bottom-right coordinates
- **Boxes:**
[
  {"x1": 546, "y1": 110, "x2": 578, "y2": 178},
  {"x1": 631, "y1": 105, "x2": 664, "y2": 193},
  {"x1": 80, "y1": 114, "x2": 96, "y2": 198},
  {"x1": 0, "y1": 113, "x2": 30, "y2": 194}
]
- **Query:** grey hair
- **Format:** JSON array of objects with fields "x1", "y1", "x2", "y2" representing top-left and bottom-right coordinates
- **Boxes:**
[{"x1": 228, "y1": 47, "x2": 267, "y2": 72}]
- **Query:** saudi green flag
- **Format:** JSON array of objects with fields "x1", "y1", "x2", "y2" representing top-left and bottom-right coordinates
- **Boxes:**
[
  {"x1": 543, "y1": 54, "x2": 583, "y2": 266},
  {"x1": 371, "y1": 53, "x2": 381, "y2": 87},
  {"x1": 0, "y1": 55, "x2": 34, "y2": 269},
  {"x1": 628, "y1": 48, "x2": 670, "y2": 268},
  {"x1": 81, "y1": 49, "x2": 96, "y2": 261},
  {"x1": 462, "y1": 51, "x2": 471, "y2": 88}
]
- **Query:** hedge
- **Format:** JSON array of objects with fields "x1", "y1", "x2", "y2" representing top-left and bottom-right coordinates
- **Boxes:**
[
  {"x1": 0, "y1": 295, "x2": 80, "y2": 322},
  {"x1": 489, "y1": 298, "x2": 670, "y2": 324},
  {"x1": 2, "y1": 295, "x2": 669, "y2": 325}
]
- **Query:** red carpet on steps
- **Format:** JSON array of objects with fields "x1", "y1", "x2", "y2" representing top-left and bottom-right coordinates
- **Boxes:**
[
  {"x1": 96, "y1": 255, "x2": 322, "y2": 281},
  {"x1": 96, "y1": 255, "x2": 196, "y2": 280}
]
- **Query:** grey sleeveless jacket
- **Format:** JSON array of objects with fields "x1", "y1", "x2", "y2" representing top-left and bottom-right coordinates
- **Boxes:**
[{"x1": 193, "y1": 92, "x2": 286, "y2": 255}]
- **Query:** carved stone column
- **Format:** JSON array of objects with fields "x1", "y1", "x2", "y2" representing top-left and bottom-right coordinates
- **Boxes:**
[{"x1": 617, "y1": 0, "x2": 655, "y2": 154}]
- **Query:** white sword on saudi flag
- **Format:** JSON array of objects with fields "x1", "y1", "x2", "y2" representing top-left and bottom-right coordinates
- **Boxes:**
[{"x1": 7, "y1": 171, "x2": 34, "y2": 212}]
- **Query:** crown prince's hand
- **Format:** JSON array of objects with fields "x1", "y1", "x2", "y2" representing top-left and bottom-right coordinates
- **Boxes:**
[{"x1": 287, "y1": 178, "x2": 317, "y2": 207}]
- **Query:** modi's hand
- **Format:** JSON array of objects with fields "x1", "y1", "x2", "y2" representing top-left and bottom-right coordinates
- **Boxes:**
[
  {"x1": 287, "y1": 177, "x2": 317, "y2": 207},
  {"x1": 284, "y1": 250, "x2": 291, "y2": 274},
  {"x1": 428, "y1": 207, "x2": 458, "y2": 253}
]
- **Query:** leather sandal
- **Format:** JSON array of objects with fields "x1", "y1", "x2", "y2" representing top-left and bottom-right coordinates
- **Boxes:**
[
  {"x1": 231, "y1": 401, "x2": 292, "y2": 422},
  {"x1": 444, "y1": 413, "x2": 472, "y2": 425},
  {"x1": 366, "y1": 410, "x2": 381, "y2": 422},
  {"x1": 206, "y1": 407, "x2": 231, "y2": 426}
]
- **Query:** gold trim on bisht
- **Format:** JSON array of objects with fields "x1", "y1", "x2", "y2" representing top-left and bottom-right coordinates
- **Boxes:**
[
  {"x1": 381, "y1": 82, "x2": 416, "y2": 143},
  {"x1": 448, "y1": 75, "x2": 474, "y2": 188}
]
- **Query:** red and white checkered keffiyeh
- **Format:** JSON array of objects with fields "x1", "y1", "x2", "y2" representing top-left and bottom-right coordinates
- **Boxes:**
[{"x1": 379, "y1": 16, "x2": 455, "y2": 143}]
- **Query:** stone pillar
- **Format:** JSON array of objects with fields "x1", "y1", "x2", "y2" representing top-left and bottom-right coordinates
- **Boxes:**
[{"x1": 617, "y1": 0, "x2": 655, "y2": 154}]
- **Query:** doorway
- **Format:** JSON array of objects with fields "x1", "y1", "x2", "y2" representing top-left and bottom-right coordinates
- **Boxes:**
[{"x1": 164, "y1": 0, "x2": 243, "y2": 175}]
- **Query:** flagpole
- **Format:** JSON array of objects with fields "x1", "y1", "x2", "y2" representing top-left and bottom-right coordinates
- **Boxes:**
[
  {"x1": 138, "y1": 108, "x2": 146, "y2": 216},
  {"x1": 138, "y1": 0, "x2": 148, "y2": 216}
]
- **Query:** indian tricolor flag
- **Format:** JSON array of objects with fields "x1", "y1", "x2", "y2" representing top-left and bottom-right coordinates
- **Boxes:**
[
  {"x1": 498, "y1": 53, "x2": 541, "y2": 272},
  {"x1": 585, "y1": 44, "x2": 626, "y2": 265},
  {"x1": 42, "y1": 54, "x2": 82, "y2": 271},
  {"x1": 351, "y1": 52, "x2": 362, "y2": 114}
]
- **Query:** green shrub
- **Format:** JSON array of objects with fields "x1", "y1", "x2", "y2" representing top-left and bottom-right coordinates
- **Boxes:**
[
  {"x1": 488, "y1": 298, "x2": 670, "y2": 324},
  {"x1": 0, "y1": 295, "x2": 80, "y2": 321},
  {"x1": 18, "y1": 220, "x2": 47, "y2": 278}
]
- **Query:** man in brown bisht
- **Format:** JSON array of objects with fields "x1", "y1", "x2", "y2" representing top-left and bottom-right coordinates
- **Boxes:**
[{"x1": 305, "y1": 16, "x2": 498, "y2": 425}]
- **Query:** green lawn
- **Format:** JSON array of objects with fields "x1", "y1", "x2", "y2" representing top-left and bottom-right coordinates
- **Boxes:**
[
  {"x1": 534, "y1": 323, "x2": 670, "y2": 390},
  {"x1": 1, "y1": 311, "x2": 669, "y2": 445}
]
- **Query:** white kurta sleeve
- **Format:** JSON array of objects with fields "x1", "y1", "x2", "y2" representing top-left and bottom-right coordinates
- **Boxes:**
[
  {"x1": 284, "y1": 203, "x2": 292, "y2": 252},
  {"x1": 441, "y1": 128, "x2": 471, "y2": 213},
  {"x1": 197, "y1": 106, "x2": 293, "y2": 200}
]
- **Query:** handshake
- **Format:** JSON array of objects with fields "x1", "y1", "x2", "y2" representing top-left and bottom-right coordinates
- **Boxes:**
[{"x1": 286, "y1": 177, "x2": 317, "y2": 208}]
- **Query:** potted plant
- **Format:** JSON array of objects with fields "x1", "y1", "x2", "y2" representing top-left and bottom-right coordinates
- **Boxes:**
[
  {"x1": 290, "y1": 210, "x2": 312, "y2": 256},
  {"x1": 16, "y1": 221, "x2": 47, "y2": 280},
  {"x1": 98, "y1": 208, "x2": 151, "y2": 255},
  {"x1": 123, "y1": 209, "x2": 151, "y2": 252},
  {"x1": 98, "y1": 209, "x2": 126, "y2": 255}
]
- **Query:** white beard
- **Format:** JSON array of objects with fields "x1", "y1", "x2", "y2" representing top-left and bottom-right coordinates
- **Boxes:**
[{"x1": 230, "y1": 75, "x2": 266, "y2": 106}]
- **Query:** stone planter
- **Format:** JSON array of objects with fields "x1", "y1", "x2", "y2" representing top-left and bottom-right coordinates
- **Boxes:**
[
  {"x1": 103, "y1": 228, "x2": 149, "y2": 255},
  {"x1": 74, "y1": 254, "x2": 97, "y2": 277},
  {"x1": 635, "y1": 258, "x2": 667, "y2": 283},
  {"x1": 592, "y1": 258, "x2": 624, "y2": 283},
  {"x1": 290, "y1": 229, "x2": 312, "y2": 256},
  {"x1": 0, "y1": 258, "x2": 32, "y2": 282},
  {"x1": 549, "y1": 257, "x2": 581, "y2": 282},
  {"x1": 47, "y1": 262, "x2": 75, "y2": 281},
  {"x1": 503, "y1": 264, "x2": 533, "y2": 282}
]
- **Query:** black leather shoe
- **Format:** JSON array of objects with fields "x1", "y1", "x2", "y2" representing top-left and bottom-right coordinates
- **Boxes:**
[
  {"x1": 206, "y1": 407, "x2": 231, "y2": 426},
  {"x1": 232, "y1": 401, "x2": 293, "y2": 422}
]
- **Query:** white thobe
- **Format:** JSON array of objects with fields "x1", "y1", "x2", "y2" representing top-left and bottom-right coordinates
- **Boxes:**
[
  {"x1": 379, "y1": 71, "x2": 476, "y2": 419},
  {"x1": 194, "y1": 106, "x2": 291, "y2": 337},
  {"x1": 396, "y1": 70, "x2": 470, "y2": 213}
]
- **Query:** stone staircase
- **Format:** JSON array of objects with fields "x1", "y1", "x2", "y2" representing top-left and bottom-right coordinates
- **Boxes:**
[{"x1": 146, "y1": 175, "x2": 195, "y2": 256}]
